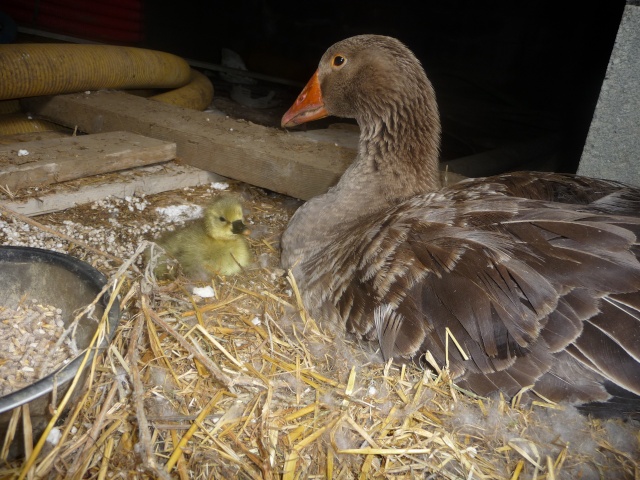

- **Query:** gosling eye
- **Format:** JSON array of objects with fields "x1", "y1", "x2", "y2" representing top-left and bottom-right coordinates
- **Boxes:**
[
  {"x1": 219, "y1": 216, "x2": 226, "y2": 222},
  {"x1": 332, "y1": 55, "x2": 347, "y2": 68}
]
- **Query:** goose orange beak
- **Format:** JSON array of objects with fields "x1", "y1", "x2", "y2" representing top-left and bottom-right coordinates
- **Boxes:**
[{"x1": 281, "y1": 70, "x2": 329, "y2": 128}]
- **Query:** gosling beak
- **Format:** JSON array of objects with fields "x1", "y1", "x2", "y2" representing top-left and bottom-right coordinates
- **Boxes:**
[
  {"x1": 281, "y1": 70, "x2": 329, "y2": 128},
  {"x1": 232, "y1": 219, "x2": 250, "y2": 235}
]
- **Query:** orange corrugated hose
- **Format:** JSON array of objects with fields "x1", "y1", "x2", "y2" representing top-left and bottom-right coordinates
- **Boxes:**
[{"x1": 0, "y1": 43, "x2": 214, "y2": 134}]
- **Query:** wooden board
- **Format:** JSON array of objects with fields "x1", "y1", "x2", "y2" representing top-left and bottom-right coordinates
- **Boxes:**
[
  {"x1": 22, "y1": 91, "x2": 474, "y2": 199},
  {"x1": 22, "y1": 91, "x2": 355, "y2": 201},
  {"x1": 2, "y1": 161, "x2": 222, "y2": 216},
  {"x1": 0, "y1": 131, "x2": 176, "y2": 191}
]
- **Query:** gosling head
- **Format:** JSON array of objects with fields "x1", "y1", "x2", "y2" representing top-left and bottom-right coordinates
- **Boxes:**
[{"x1": 203, "y1": 196, "x2": 250, "y2": 240}]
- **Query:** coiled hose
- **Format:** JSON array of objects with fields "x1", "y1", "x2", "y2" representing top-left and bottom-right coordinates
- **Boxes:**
[{"x1": 0, "y1": 43, "x2": 214, "y2": 135}]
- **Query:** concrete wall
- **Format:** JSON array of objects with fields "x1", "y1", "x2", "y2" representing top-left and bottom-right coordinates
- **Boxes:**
[{"x1": 578, "y1": 4, "x2": 639, "y2": 186}]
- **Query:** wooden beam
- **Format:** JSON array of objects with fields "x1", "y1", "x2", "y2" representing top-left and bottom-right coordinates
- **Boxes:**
[
  {"x1": 22, "y1": 91, "x2": 355, "y2": 201},
  {"x1": 3, "y1": 161, "x2": 222, "y2": 216},
  {"x1": 0, "y1": 131, "x2": 176, "y2": 190}
]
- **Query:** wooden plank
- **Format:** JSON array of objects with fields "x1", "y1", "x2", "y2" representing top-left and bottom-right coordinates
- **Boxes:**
[
  {"x1": 22, "y1": 91, "x2": 355, "y2": 201},
  {"x1": 3, "y1": 161, "x2": 223, "y2": 216},
  {"x1": 0, "y1": 131, "x2": 176, "y2": 190}
]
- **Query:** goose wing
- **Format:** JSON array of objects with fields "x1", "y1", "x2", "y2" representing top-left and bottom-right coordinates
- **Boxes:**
[{"x1": 296, "y1": 189, "x2": 640, "y2": 403}]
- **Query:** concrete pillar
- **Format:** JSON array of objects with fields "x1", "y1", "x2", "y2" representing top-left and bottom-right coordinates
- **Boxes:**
[{"x1": 578, "y1": 3, "x2": 639, "y2": 186}]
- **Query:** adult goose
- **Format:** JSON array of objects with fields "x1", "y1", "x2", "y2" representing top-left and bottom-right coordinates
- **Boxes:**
[{"x1": 280, "y1": 35, "x2": 640, "y2": 415}]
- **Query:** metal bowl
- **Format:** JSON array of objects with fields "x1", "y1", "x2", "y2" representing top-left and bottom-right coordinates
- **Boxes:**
[{"x1": 0, "y1": 246, "x2": 120, "y2": 458}]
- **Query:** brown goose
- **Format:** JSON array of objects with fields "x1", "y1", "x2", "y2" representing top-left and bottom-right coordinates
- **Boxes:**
[{"x1": 280, "y1": 35, "x2": 640, "y2": 415}]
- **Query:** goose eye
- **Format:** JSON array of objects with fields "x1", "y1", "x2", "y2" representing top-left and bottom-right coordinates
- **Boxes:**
[
  {"x1": 332, "y1": 55, "x2": 346, "y2": 68},
  {"x1": 219, "y1": 216, "x2": 226, "y2": 222}
]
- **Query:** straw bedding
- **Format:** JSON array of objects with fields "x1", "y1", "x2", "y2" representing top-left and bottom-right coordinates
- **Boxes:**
[{"x1": 0, "y1": 179, "x2": 637, "y2": 479}]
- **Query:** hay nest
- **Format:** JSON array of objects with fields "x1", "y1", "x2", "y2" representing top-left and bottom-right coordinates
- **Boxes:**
[{"x1": 0, "y1": 180, "x2": 637, "y2": 480}]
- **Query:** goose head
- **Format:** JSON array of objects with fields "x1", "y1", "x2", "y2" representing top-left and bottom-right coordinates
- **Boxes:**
[
  {"x1": 282, "y1": 35, "x2": 442, "y2": 194},
  {"x1": 203, "y1": 196, "x2": 249, "y2": 241},
  {"x1": 283, "y1": 35, "x2": 436, "y2": 126}
]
